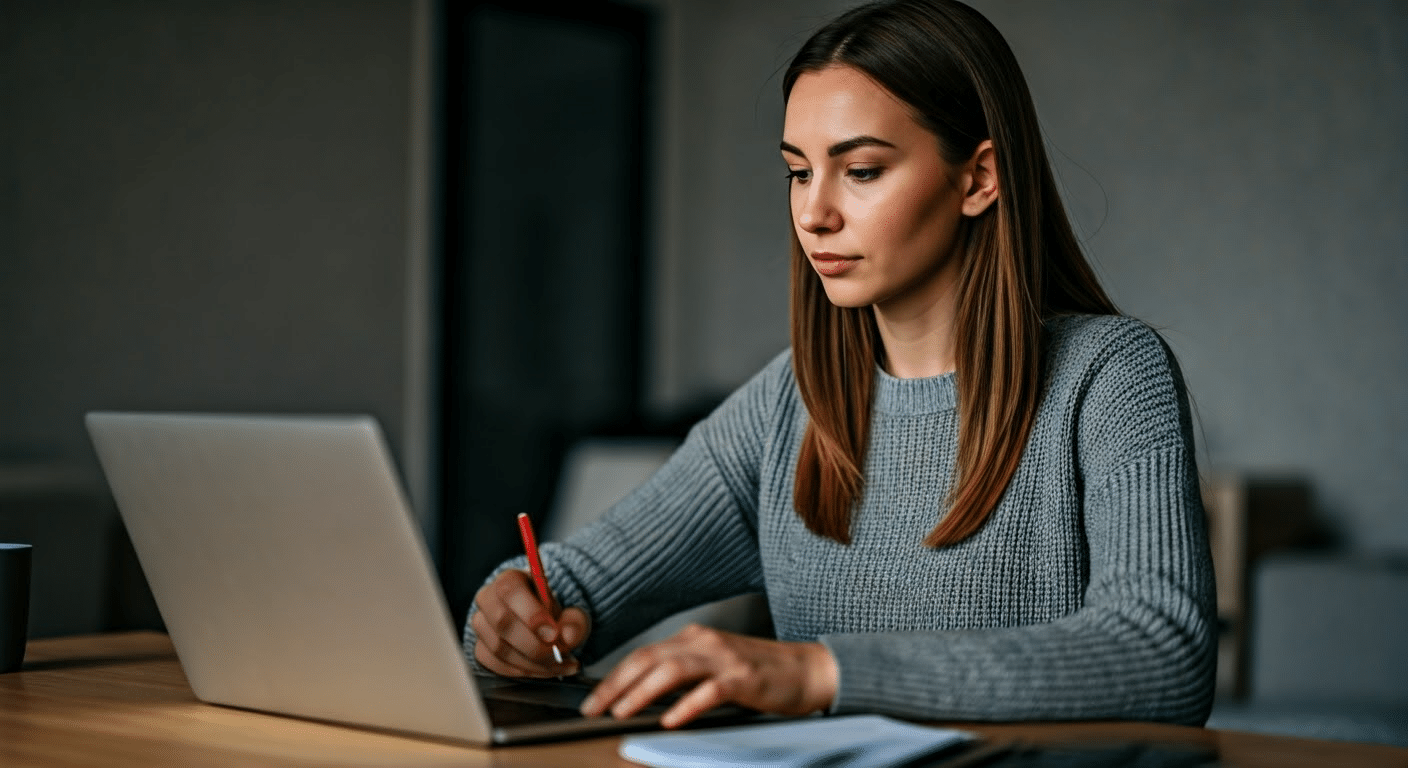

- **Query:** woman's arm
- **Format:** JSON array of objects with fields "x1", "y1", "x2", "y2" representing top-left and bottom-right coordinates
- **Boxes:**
[{"x1": 462, "y1": 351, "x2": 792, "y2": 672}]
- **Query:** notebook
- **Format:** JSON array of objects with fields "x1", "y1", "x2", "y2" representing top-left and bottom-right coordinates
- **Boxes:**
[
  {"x1": 85, "y1": 412, "x2": 749, "y2": 746},
  {"x1": 619, "y1": 715, "x2": 975, "y2": 768}
]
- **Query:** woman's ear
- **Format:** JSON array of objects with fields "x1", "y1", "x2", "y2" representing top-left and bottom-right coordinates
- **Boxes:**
[{"x1": 960, "y1": 139, "x2": 998, "y2": 217}]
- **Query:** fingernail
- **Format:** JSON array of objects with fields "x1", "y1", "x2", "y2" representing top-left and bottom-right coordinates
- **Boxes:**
[
  {"x1": 580, "y1": 694, "x2": 596, "y2": 715},
  {"x1": 537, "y1": 626, "x2": 555, "y2": 642}
]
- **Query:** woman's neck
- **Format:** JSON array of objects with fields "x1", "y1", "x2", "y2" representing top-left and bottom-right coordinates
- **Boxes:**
[{"x1": 872, "y1": 284, "x2": 959, "y2": 379}]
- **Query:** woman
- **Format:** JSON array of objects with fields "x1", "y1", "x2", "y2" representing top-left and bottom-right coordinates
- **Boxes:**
[{"x1": 465, "y1": 0, "x2": 1216, "y2": 728}]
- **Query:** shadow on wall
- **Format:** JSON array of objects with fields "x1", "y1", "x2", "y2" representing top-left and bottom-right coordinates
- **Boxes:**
[{"x1": 0, "y1": 465, "x2": 162, "y2": 639}]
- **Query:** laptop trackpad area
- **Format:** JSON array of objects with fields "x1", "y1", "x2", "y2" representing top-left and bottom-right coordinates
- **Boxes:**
[
  {"x1": 476, "y1": 674, "x2": 759, "y2": 744},
  {"x1": 480, "y1": 675, "x2": 597, "y2": 709},
  {"x1": 477, "y1": 675, "x2": 683, "y2": 723}
]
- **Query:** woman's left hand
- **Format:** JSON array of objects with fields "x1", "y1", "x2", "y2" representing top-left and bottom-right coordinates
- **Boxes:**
[{"x1": 578, "y1": 623, "x2": 839, "y2": 728}]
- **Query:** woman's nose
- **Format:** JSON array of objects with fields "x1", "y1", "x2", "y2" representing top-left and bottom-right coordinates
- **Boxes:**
[{"x1": 797, "y1": 186, "x2": 841, "y2": 234}]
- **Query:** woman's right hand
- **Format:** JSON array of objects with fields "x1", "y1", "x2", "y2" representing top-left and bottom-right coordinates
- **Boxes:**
[{"x1": 470, "y1": 569, "x2": 590, "y2": 677}]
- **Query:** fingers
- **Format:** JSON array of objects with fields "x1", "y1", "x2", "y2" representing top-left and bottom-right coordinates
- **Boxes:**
[
  {"x1": 615, "y1": 655, "x2": 707, "y2": 720},
  {"x1": 581, "y1": 644, "x2": 685, "y2": 719},
  {"x1": 558, "y1": 607, "x2": 591, "y2": 652},
  {"x1": 471, "y1": 609, "x2": 560, "y2": 676},
  {"x1": 494, "y1": 569, "x2": 561, "y2": 644},
  {"x1": 662, "y1": 678, "x2": 728, "y2": 729},
  {"x1": 582, "y1": 623, "x2": 717, "y2": 720},
  {"x1": 471, "y1": 569, "x2": 582, "y2": 677},
  {"x1": 580, "y1": 625, "x2": 839, "y2": 728}
]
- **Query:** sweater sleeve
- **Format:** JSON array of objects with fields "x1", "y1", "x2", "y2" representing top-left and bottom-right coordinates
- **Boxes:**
[
  {"x1": 462, "y1": 352, "x2": 788, "y2": 667},
  {"x1": 819, "y1": 322, "x2": 1218, "y2": 725}
]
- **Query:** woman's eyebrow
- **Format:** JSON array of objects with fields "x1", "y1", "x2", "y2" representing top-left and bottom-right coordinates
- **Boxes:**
[{"x1": 779, "y1": 135, "x2": 897, "y2": 159}]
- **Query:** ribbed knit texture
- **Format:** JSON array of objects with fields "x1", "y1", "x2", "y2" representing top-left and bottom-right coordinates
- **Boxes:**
[{"x1": 463, "y1": 315, "x2": 1218, "y2": 725}]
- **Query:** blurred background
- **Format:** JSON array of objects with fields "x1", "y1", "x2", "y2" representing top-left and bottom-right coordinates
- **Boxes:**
[{"x1": 1, "y1": 0, "x2": 1405, "y2": 743}]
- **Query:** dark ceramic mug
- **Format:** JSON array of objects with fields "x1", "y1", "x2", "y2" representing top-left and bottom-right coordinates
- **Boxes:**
[{"x1": 0, "y1": 543, "x2": 32, "y2": 673}]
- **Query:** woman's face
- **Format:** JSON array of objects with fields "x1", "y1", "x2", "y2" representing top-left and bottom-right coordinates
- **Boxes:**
[{"x1": 782, "y1": 65, "x2": 975, "y2": 313}]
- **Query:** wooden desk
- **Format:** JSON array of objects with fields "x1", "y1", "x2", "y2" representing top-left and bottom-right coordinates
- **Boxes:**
[{"x1": 3, "y1": 633, "x2": 1405, "y2": 767}]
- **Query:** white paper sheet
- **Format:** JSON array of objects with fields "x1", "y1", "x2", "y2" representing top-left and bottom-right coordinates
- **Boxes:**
[{"x1": 619, "y1": 714, "x2": 976, "y2": 768}]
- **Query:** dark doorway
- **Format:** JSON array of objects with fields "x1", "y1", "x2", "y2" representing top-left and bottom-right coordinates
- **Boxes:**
[{"x1": 438, "y1": 1, "x2": 653, "y2": 627}]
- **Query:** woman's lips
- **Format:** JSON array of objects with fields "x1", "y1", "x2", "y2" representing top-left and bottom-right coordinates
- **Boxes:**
[{"x1": 811, "y1": 252, "x2": 860, "y2": 276}]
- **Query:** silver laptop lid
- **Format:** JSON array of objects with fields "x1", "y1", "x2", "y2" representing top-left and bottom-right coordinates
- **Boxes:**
[{"x1": 86, "y1": 412, "x2": 491, "y2": 744}]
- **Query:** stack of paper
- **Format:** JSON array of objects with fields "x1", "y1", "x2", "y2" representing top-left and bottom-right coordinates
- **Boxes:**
[{"x1": 619, "y1": 714, "x2": 975, "y2": 768}]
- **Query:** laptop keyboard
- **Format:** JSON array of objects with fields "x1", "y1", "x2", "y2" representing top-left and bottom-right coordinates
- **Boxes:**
[
  {"x1": 483, "y1": 677, "x2": 595, "y2": 709},
  {"x1": 477, "y1": 675, "x2": 673, "y2": 726},
  {"x1": 485, "y1": 696, "x2": 600, "y2": 727}
]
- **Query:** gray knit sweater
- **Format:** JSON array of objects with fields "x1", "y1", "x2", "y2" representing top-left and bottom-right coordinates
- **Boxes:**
[{"x1": 463, "y1": 314, "x2": 1218, "y2": 726}]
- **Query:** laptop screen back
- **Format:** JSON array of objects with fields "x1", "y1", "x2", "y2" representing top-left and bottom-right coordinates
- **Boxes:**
[{"x1": 86, "y1": 412, "x2": 492, "y2": 744}]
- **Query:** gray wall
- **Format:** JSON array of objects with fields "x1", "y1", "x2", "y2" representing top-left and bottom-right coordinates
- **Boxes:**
[
  {"x1": 648, "y1": 0, "x2": 1408, "y2": 555},
  {"x1": 0, "y1": 1, "x2": 432, "y2": 634},
  {"x1": 984, "y1": 0, "x2": 1408, "y2": 556},
  {"x1": 3, "y1": 0, "x2": 1404, "y2": 627},
  {"x1": 0, "y1": 1, "x2": 426, "y2": 496}
]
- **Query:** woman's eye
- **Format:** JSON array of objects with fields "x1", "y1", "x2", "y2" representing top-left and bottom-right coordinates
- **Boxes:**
[
  {"x1": 848, "y1": 166, "x2": 883, "y2": 182},
  {"x1": 785, "y1": 168, "x2": 811, "y2": 183}
]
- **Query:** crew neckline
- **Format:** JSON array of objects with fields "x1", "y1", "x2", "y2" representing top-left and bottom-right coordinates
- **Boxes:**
[{"x1": 873, "y1": 365, "x2": 958, "y2": 414}]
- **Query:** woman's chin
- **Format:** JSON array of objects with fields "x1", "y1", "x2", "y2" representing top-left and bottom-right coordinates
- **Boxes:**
[{"x1": 819, "y1": 283, "x2": 876, "y2": 309}]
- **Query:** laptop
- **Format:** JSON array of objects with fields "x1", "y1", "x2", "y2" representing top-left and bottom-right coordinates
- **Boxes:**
[{"x1": 85, "y1": 411, "x2": 747, "y2": 746}]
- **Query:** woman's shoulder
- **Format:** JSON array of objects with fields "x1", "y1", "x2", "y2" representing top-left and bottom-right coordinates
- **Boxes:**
[
  {"x1": 1043, "y1": 313, "x2": 1193, "y2": 453},
  {"x1": 1045, "y1": 312, "x2": 1159, "y2": 348},
  {"x1": 1043, "y1": 313, "x2": 1176, "y2": 377}
]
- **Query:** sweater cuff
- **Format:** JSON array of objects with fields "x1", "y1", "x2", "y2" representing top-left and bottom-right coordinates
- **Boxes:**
[
  {"x1": 817, "y1": 636, "x2": 847, "y2": 714},
  {"x1": 819, "y1": 631, "x2": 972, "y2": 717},
  {"x1": 818, "y1": 634, "x2": 908, "y2": 715}
]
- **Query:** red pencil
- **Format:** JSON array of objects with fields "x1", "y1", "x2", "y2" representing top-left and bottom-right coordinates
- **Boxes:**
[{"x1": 516, "y1": 512, "x2": 564, "y2": 664}]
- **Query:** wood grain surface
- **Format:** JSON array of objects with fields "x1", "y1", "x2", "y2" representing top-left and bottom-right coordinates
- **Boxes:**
[{"x1": 3, "y1": 633, "x2": 1405, "y2": 767}]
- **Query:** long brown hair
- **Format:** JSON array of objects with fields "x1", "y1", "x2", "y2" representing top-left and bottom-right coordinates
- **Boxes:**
[{"x1": 786, "y1": 0, "x2": 1118, "y2": 547}]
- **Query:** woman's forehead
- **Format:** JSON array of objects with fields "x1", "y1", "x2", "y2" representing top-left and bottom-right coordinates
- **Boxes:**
[{"x1": 783, "y1": 65, "x2": 925, "y2": 152}]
